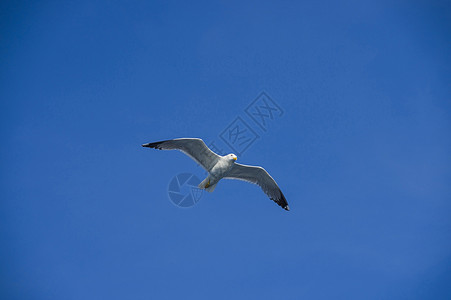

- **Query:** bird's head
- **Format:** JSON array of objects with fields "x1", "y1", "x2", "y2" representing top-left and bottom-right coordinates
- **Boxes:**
[{"x1": 227, "y1": 153, "x2": 237, "y2": 162}]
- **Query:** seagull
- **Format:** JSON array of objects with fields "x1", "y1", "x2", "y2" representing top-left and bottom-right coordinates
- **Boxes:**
[{"x1": 142, "y1": 138, "x2": 289, "y2": 211}]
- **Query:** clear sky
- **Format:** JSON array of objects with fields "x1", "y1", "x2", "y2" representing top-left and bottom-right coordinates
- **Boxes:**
[{"x1": 1, "y1": 0, "x2": 450, "y2": 299}]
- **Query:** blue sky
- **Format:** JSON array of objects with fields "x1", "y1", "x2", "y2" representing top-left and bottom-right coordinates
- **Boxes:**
[{"x1": 1, "y1": 0, "x2": 450, "y2": 299}]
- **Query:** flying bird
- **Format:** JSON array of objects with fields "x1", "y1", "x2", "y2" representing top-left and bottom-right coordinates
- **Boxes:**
[{"x1": 142, "y1": 138, "x2": 289, "y2": 211}]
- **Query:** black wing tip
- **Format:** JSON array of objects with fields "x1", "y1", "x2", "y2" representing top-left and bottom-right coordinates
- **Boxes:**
[
  {"x1": 268, "y1": 189, "x2": 289, "y2": 211},
  {"x1": 278, "y1": 191, "x2": 290, "y2": 211},
  {"x1": 141, "y1": 140, "x2": 168, "y2": 150}
]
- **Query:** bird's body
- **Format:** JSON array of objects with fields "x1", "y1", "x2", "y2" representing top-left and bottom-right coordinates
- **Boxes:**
[
  {"x1": 198, "y1": 153, "x2": 237, "y2": 192},
  {"x1": 142, "y1": 138, "x2": 290, "y2": 211}
]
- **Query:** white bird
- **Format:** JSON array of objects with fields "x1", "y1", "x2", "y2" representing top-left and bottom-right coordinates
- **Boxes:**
[{"x1": 142, "y1": 138, "x2": 289, "y2": 211}]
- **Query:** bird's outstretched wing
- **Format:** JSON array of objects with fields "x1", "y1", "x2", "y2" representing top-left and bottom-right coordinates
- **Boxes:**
[
  {"x1": 142, "y1": 138, "x2": 221, "y2": 172},
  {"x1": 225, "y1": 163, "x2": 289, "y2": 211}
]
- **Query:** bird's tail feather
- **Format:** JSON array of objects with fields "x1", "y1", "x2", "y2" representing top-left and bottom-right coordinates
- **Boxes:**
[
  {"x1": 198, "y1": 177, "x2": 217, "y2": 192},
  {"x1": 205, "y1": 183, "x2": 217, "y2": 193},
  {"x1": 198, "y1": 177, "x2": 209, "y2": 189}
]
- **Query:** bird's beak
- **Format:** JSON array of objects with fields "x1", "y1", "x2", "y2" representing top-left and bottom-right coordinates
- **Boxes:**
[{"x1": 233, "y1": 157, "x2": 237, "y2": 161}]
